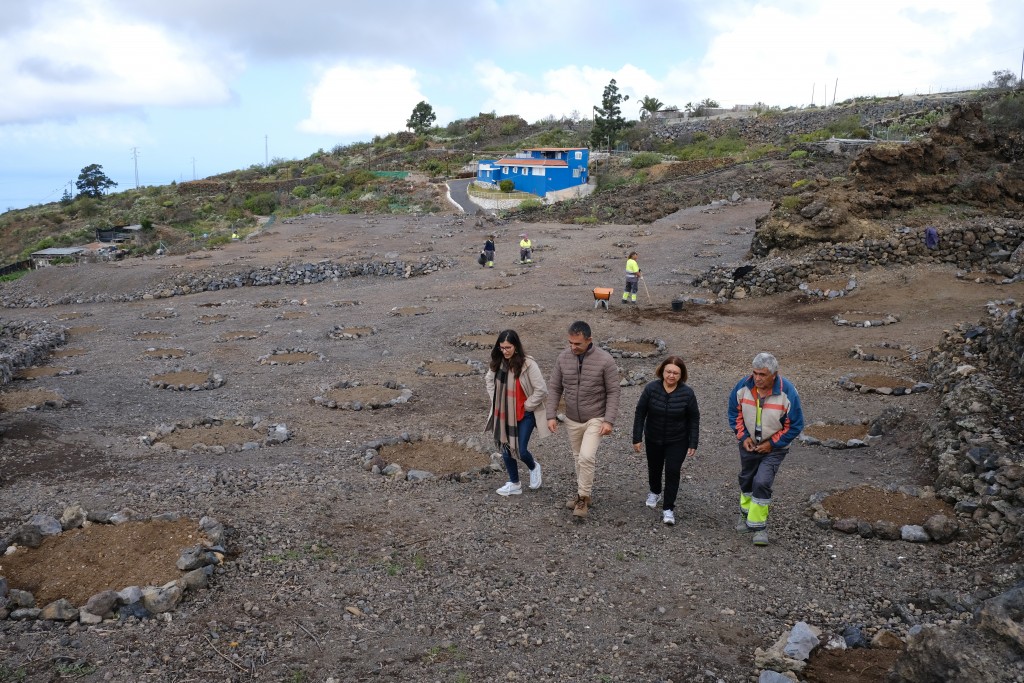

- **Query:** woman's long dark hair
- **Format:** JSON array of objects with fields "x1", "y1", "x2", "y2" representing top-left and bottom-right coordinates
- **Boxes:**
[{"x1": 490, "y1": 329, "x2": 526, "y2": 376}]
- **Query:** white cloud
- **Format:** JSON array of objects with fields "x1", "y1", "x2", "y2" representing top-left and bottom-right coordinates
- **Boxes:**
[
  {"x1": 0, "y1": 0, "x2": 240, "y2": 125},
  {"x1": 298, "y1": 63, "x2": 429, "y2": 137},
  {"x1": 475, "y1": 62, "x2": 664, "y2": 122}
]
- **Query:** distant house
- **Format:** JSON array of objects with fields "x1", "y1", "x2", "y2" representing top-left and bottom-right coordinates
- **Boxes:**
[
  {"x1": 476, "y1": 147, "x2": 589, "y2": 198},
  {"x1": 31, "y1": 247, "x2": 86, "y2": 268},
  {"x1": 96, "y1": 224, "x2": 142, "y2": 243}
]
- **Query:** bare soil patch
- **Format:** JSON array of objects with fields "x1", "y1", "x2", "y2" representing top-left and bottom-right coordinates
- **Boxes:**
[
  {"x1": 55, "y1": 312, "x2": 85, "y2": 321},
  {"x1": 196, "y1": 314, "x2": 228, "y2": 324},
  {"x1": 14, "y1": 366, "x2": 70, "y2": 380},
  {"x1": 141, "y1": 310, "x2": 176, "y2": 320},
  {"x1": 259, "y1": 352, "x2": 320, "y2": 364},
  {"x1": 157, "y1": 424, "x2": 262, "y2": 449},
  {"x1": 454, "y1": 333, "x2": 495, "y2": 349},
  {"x1": 804, "y1": 648, "x2": 901, "y2": 682},
  {"x1": 822, "y1": 486, "x2": 954, "y2": 525},
  {"x1": 2, "y1": 519, "x2": 203, "y2": 605},
  {"x1": 218, "y1": 330, "x2": 262, "y2": 341},
  {"x1": 392, "y1": 305, "x2": 432, "y2": 316},
  {"x1": 66, "y1": 325, "x2": 102, "y2": 337},
  {"x1": 380, "y1": 441, "x2": 489, "y2": 474},
  {"x1": 0, "y1": 389, "x2": 66, "y2": 412},
  {"x1": 499, "y1": 304, "x2": 541, "y2": 315},
  {"x1": 133, "y1": 331, "x2": 172, "y2": 341},
  {"x1": 326, "y1": 386, "x2": 405, "y2": 405},
  {"x1": 849, "y1": 374, "x2": 916, "y2": 389},
  {"x1": 804, "y1": 424, "x2": 869, "y2": 442},
  {"x1": 331, "y1": 326, "x2": 375, "y2": 338},
  {"x1": 421, "y1": 361, "x2": 479, "y2": 377},
  {"x1": 279, "y1": 310, "x2": 309, "y2": 320},
  {"x1": 608, "y1": 340, "x2": 660, "y2": 354}
]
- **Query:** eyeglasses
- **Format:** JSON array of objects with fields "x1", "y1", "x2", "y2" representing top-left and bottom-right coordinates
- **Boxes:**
[{"x1": 499, "y1": 345, "x2": 515, "y2": 352}]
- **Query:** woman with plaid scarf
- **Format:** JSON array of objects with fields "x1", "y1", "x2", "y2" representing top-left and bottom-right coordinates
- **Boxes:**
[{"x1": 485, "y1": 330, "x2": 549, "y2": 496}]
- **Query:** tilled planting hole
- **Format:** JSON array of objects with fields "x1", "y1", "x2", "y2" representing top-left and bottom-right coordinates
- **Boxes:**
[
  {"x1": 0, "y1": 389, "x2": 68, "y2": 411},
  {"x1": 3, "y1": 518, "x2": 204, "y2": 606},
  {"x1": 141, "y1": 309, "x2": 177, "y2": 320},
  {"x1": 51, "y1": 348, "x2": 86, "y2": 358},
  {"x1": 803, "y1": 648, "x2": 901, "y2": 683},
  {"x1": 390, "y1": 305, "x2": 432, "y2": 316},
  {"x1": 258, "y1": 349, "x2": 324, "y2": 365},
  {"x1": 802, "y1": 423, "x2": 869, "y2": 442},
  {"x1": 195, "y1": 314, "x2": 229, "y2": 325},
  {"x1": 328, "y1": 325, "x2": 377, "y2": 340},
  {"x1": 14, "y1": 366, "x2": 77, "y2": 380},
  {"x1": 156, "y1": 424, "x2": 267, "y2": 450},
  {"x1": 325, "y1": 300, "x2": 362, "y2": 307},
  {"x1": 475, "y1": 281, "x2": 512, "y2": 290},
  {"x1": 452, "y1": 332, "x2": 496, "y2": 350},
  {"x1": 417, "y1": 359, "x2": 484, "y2": 377},
  {"x1": 56, "y1": 312, "x2": 87, "y2": 321},
  {"x1": 141, "y1": 348, "x2": 187, "y2": 360},
  {"x1": 133, "y1": 331, "x2": 173, "y2": 341},
  {"x1": 601, "y1": 338, "x2": 666, "y2": 358},
  {"x1": 315, "y1": 381, "x2": 412, "y2": 410},
  {"x1": 66, "y1": 326, "x2": 102, "y2": 337},
  {"x1": 217, "y1": 330, "x2": 264, "y2": 342},
  {"x1": 379, "y1": 440, "x2": 489, "y2": 476},
  {"x1": 196, "y1": 302, "x2": 222, "y2": 308},
  {"x1": 821, "y1": 486, "x2": 954, "y2": 526},
  {"x1": 149, "y1": 370, "x2": 223, "y2": 391},
  {"x1": 499, "y1": 304, "x2": 543, "y2": 316}
]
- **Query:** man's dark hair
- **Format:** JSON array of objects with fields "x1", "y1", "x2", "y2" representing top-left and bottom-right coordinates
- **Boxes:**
[{"x1": 568, "y1": 320, "x2": 592, "y2": 338}]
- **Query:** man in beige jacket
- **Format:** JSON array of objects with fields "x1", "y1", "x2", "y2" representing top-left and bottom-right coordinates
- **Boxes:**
[{"x1": 547, "y1": 320, "x2": 621, "y2": 519}]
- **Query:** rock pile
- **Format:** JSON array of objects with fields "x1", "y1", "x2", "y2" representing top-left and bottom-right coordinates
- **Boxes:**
[
  {"x1": 0, "y1": 320, "x2": 66, "y2": 385},
  {"x1": 0, "y1": 509, "x2": 224, "y2": 624},
  {"x1": 807, "y1": 486, "x2": 960, "y2": 543},
  {"x1": 0, "y1": 255, "x2": 456, "y2": 308}
]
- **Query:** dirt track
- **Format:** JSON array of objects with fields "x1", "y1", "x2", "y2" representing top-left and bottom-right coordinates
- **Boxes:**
[{"x1": 2, "y1": 205, "x2": 1023, "y2": 682}]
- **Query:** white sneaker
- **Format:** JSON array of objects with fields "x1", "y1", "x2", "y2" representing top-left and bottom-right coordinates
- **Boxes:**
[
  {"x1": 663, "y1": 510, "x2": 675, "y2": 526},
  {"x1": 529, "y1": 462, "x2": 542, "y2": 489},
  {"x1": 645, "y1": 492, "x2": 663, "y2": 508},
  {"x1": 496, "y1": 482, "x2": 522, "y2": 496}
]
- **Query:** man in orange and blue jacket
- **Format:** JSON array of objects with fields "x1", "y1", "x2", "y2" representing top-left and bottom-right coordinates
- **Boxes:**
[{"x1": 727, "y1": 352, "x2": 803, "y2": 546}]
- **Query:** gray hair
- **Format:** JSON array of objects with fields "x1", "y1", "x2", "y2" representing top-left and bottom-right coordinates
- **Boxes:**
[{"x1": 752, "y1": 352, "x2": 779, "y2": 374}]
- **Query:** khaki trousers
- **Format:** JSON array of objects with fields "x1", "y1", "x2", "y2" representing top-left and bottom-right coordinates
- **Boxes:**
[{"x1": 564, "y1": 416, "x2": 606, "y2": 497}]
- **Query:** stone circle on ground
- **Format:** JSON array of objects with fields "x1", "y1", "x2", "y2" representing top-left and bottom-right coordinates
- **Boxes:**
[
  {"x1": 390, "y1": 305, "x2": 432, "y2": 316},
  {"x1": 141, "y1": 416, "x2": 291, "y2": 452},
  {"x1": 14, "y1": 366, "x2": 78, "y2": 380},
  {"x1": 808, "y1": 485, "x2": 959, "y2": 543},
  {"x1": 51, "y1": 348, "x2": 86, "y2": 358},
  {"x1": 358, "y1": 433, "x2": 497, "y2": 482},
  {"x1": 195, "y1": 314, "x2": 228, "y2": 325},
  {"x1": 216, "y1": 330, "x2": 264, "y2": 342},
  {"x1": 0, "y1": 388, "x2": 68, "y2": 411},
  {"x1": 833, "y1": 313, "x2": 901, "y2": 328},
  {"x1": 599, "y1": 337, "x2": 666, "y2": 359},
  {"x1": 327, "y1": 325, "x2": 377, "y2": 340},
  {"x1": 800, "y1": 421, "x2": 872, "y2": 449},
  {"x1": 416, "y1": 358, "x2": 484, "y2": 377},
  {"x1": 313, "y1": 380, "x2": 412, "y2": 410},
  {"x1": 148, "y1": 369, "x2": 224, "y2": 391},
  {"x1": 451, "y1": 331, "x2": 496, "y2": 350},
  {"x1": 798, "y1": 277, "x2": 857, "y2": 299},
  {"x1": 838, "y1": 373, "x2": 932, "y2": 395},
  {"x1": 133, "y1": 331, "x2": 173, "y2": 341},
  {"x1": 0, "y1": 509, "x2": 225, "y2": 624},
  {"x1": 141, "y1": 348, "x2": 188, "y2": 360},
  {"x1": 257, "y1": 348, "x2": 324, "y2": 365},
  {"x1": 498, "y1": 304, "x2": 543, "y2": 316},
  {"x1": 140, "y1": 309, "x2": 176, "y2": 320}
]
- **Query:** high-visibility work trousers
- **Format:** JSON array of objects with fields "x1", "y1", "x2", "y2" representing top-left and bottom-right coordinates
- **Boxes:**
[{"x1": 738, "y1": 444, "x2": 788, "y2": 530}]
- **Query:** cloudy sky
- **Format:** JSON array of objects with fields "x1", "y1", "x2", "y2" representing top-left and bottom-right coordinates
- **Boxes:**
[{"x1": 1, "y1": 0, "x2": 1021, "y2": 211}]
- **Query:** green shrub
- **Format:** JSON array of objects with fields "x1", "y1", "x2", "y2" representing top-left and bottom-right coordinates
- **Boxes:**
[
  {"x1": 518, "y1": 199, "x2": 543, "y2": 210},
  {"x1": 303, "y1": 163, "x2": 326, "y2": 177},
  {"x1": 792, "y1": 178, "x2": 811, "y2": 189},
  {"x1": 291, "y1": 185, "x2": 311, "y2": 199},
  {"x1": 574, "y1": 216, "x2": 598, "y2": 224},
  {"x1": 630, "y1": 152, "x2": 661, "y2": 169},
  {"x1": 789, "y1": 150, "x2": 808, "y2": 160},
  {"x1": 0, "y1": 270, "x2": 29, "y2": 282},
  {"x1": 140, "y1": 217, "x2": 154, "y2": 231},
  {"x1": 781, "y1": 196, "x2": 802, "y2": 211},
  {"x1": 498, "y1": 180, "x2": 514, "y2": 193},
  {"x1": 207, "y1": 234, "x2": 231, "y2": 247},
  {"x1": 243, "y1": 192, "x2": 277, "y2": 215}
]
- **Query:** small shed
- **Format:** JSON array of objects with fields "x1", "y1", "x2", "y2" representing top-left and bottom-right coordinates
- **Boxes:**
[
  {"x1": 31, "y1": 247, "x2": 86, "y2": 268},
  {"x1": 96, "y1": 224, "x2": 142, "y2": 243}
]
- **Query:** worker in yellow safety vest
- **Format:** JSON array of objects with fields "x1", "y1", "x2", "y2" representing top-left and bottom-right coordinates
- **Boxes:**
[
  {"x1": 622, "y1": 251, "x2": 641, "y2": 303},
  {"x1": 519, "y1": 234, "x2": 533, "y2": 263}
]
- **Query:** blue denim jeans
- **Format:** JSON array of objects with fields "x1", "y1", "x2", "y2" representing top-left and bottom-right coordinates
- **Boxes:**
[{"x1": 501, "y1": 410, "x2": 538, "y2": 484}]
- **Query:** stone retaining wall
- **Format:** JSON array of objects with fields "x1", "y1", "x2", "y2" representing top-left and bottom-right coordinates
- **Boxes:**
[
  {"x1": 0, "y1": 255, "x2": 456, "y2": 308},
  {"x1": 693, "y1": 218, "x2": 1024, "y2": 299},
  {"x1": 925, "y1": 299, "x2": 1024, "y2": 543},
  {"x1": 0, "y1": 320, "x2": 67, "y2": 386}
]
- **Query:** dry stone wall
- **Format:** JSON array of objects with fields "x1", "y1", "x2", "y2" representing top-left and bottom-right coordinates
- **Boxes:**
[{"x1": 0, "y1": 320, "x2": 66, "y2": 386}]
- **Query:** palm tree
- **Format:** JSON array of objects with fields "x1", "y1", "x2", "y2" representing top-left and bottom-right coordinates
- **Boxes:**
[{"x1": 638, "y1": 96, "x2": 664, "y2": 121}]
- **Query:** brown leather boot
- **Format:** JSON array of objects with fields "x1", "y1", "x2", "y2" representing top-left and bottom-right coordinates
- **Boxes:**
[
  {"x1": 565, "y1": 493, "x2": 580, "y2": 509},
  {"x1": 573, "y1": 495, "x2": 591, "y2": 519}
]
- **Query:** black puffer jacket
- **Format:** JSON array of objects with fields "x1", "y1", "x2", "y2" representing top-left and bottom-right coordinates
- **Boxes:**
[{"x1": 631, "y1": 380, "x2": 700, "y2": 447}]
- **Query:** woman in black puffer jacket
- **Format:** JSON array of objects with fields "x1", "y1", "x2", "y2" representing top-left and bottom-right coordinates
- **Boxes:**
[{"x1": 632, "y1": 355, "x2": 700, "y2": 526}]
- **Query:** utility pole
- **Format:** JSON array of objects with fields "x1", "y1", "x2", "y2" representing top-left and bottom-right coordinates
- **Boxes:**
[
  {"x1": 833, "y1": 78, "x2": 838, "y2": 106},
  {"x1": 192, "y1": 157, "x2": 196, "y2": 181},
  {"x1": 264, "y1": 135, "x2": 269, "y2": 166},
  {"x1": 130, "y1": 147, "x2": 140, "y2": 188},
  {"x1": 810, "y1": 83, "x2": 815, "y2": 106}
]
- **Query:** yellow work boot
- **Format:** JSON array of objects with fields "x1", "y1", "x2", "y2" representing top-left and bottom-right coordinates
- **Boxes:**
[{"x1": 573, "y1": 495, "x2": 591, "y2": 519}]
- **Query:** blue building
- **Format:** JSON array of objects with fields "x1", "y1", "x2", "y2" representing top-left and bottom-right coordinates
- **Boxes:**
[{"x1": 476, "y1": 147, "x2": 589, "y2": 198}]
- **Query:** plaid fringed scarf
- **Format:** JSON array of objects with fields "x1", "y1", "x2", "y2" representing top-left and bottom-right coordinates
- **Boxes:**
[{"x1": 489, "y1": 363, "x2": 520, "y2": 457}]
